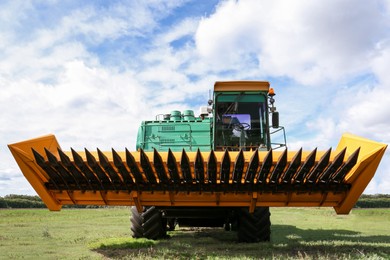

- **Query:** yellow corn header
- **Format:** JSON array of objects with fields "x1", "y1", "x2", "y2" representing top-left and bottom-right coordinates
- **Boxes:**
[
  {"x1": 8, "y1": 133, "x2": 386, "y2": 214},
  {"x1": 8, "y1": 81, "x2": 387, "y2": 242}
]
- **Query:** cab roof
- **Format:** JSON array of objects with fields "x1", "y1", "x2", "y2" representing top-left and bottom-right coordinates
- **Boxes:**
[{"x1": 214, "y1": 81, "x2": 270, "y2": 92}]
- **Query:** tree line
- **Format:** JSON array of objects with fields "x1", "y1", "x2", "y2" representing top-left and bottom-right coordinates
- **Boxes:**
[
  {"x1": 0, "y1": 194, "x2": 389, "y2": 209},
  {"x1": 0, "y1": 194, "x2": 94, "y2": 209}
]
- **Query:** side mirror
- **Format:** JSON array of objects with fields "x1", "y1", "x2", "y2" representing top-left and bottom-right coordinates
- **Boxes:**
[{"x1": 272, "y1": 112, "x2": 279, "y2": 128}]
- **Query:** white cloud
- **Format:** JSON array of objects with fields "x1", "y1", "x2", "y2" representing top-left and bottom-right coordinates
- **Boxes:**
[
  {"x1": 0, "y1": 1, "x2": 196, "y2": 196},
  {"x1": 195, "y1": 0, "x2": 388, "y2": 85},
  {"x1": 157, "y1": 18, "x2": 199, "y2": 45}
]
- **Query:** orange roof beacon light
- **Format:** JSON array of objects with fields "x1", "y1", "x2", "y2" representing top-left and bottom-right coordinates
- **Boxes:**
[{"x1": 268, "y1": 87, "x2": 275, "y2": 97}]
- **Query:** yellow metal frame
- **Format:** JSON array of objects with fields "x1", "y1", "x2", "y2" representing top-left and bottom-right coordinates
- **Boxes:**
[{"x1": 8, "y1": 133, "x2": 387, "y2": 214}]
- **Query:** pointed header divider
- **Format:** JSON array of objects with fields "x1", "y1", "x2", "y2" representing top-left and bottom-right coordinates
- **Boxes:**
[
  {"x1": 8, "y1": 133, "x2": 387, "y2": 213},
  {"x1": 30, "y1": 146, "x2": 358, "y2": 193}
]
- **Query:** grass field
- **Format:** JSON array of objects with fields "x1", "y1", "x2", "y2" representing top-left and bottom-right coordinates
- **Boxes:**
[{"x1": 1, "y1": 207, "x2": 389, "y2": 259}]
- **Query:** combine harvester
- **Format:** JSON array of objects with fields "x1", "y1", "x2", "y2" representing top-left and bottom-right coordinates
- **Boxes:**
[{"x1": 9, "y1": 81, "x2": 387, "y2": 242}]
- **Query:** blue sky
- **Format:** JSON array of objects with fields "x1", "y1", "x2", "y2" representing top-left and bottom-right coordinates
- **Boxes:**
[{"x1": 1, "y1": 0, "x2": 389, "y2": 195}]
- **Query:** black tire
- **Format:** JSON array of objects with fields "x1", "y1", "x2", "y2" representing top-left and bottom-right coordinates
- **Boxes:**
[
  {"x1": 130, "y1": 206, "x2": 167, "y2": 240},
  {"x1": 237, "y1": 207, "x2": 271, "y2": 242},
  {"x1": 130, "y1": 207, "x2": 143, "y2": 238}
]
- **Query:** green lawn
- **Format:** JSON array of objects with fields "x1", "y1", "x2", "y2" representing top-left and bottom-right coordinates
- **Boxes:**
[{"x1": 0, "y1": 207, "x2": 389, "y2": 259}]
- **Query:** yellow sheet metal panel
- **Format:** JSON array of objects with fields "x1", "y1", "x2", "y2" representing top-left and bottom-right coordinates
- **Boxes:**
[
  {"x1": 8, "y1": 135, "x2": 62, "y2": 211},
  {"x1": 334, "y1": 133, "x2": 387, "y2": 214},
  {"x1": 214, "y1": 81, "x2": 270, "y2": 92}
]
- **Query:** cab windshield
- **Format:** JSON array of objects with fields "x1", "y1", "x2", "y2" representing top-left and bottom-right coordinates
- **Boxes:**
[{"x1": 214, "y1": 93, "x2": 269, "y2": 151}]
